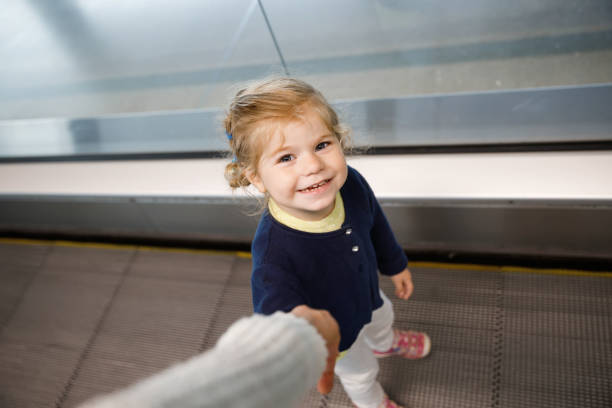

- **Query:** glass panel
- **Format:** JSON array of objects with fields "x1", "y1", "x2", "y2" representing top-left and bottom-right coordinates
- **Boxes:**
[
  {"x1": 262, "y1": 0, "x2": 612, "y2": 100},
  {"x1": 1, "y1": 0, "x2": 610, "y2": 157},
  {"x1": 0, "y1": 0, "x2": 281, "y2": 120}
]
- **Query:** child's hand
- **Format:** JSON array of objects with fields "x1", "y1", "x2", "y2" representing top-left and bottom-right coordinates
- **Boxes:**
[{"x1": 390, "y1": 268, "x2": 414, "y2": 300}]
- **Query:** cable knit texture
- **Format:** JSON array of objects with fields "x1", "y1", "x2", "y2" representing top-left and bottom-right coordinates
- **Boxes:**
[{"x1": 78, "y1": 312, "x2": 327, "y2": 408}]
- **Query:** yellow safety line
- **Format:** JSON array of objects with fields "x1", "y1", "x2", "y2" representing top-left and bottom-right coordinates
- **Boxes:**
[
  {"x1": 1, "y1": 237, "x2": 610, "y2": 276},
  {"x1": 0, "y1": 237, "x2": 240, "y2": 257},
  {"x1": 138, "y1": 245, "x2": 242, "y2": 257},
  {"x1": 56, "y1": 240, "x2": 138, "y2": 251},
  {"x1": 411, "y1": 261, "x2": 612, "y2": 278}
]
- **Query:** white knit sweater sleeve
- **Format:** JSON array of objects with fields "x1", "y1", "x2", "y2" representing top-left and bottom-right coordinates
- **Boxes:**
[{"x1": 78, "y1": 312, "x2": 327, "y2": 408}]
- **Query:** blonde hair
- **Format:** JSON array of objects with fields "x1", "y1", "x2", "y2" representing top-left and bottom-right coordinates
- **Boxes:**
[{"x1": 223, "y1": 77, "x2": 351, "y2": 189}]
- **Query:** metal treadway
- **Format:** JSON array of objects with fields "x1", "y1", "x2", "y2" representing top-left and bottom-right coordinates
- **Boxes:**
[{"x1": 1, "y1": 240, "x2": 610, "y2": 408}]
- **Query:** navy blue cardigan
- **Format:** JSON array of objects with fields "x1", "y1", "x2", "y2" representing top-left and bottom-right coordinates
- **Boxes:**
[{"x1": 251, "y1": 166, "x2": 408, "y2": 351}]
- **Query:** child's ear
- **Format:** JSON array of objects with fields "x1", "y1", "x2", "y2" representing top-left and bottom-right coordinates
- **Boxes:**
[{"x1": 246, "y1": 169, "x2": 266, "y2": 193}]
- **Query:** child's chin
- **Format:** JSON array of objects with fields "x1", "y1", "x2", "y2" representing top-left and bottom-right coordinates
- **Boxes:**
[{"x1": 306, "y1": 203, "x2": 335, "y2": 217}]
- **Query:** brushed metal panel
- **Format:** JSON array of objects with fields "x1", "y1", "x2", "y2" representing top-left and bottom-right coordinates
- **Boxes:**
[
  {"x1": 0, "y1": 196, "x2": 610, "y2": 259},
  {"x1": 2, "y1": 85, "x2": 611, "y2": 161},
  {"x1": 381, "y1": 201, "x2": 612, "y2": 258}
]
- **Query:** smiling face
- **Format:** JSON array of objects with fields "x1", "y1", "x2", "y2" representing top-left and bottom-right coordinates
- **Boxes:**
[{"x1": 248, "y1": 106, "x2": 348, "y2": 221}]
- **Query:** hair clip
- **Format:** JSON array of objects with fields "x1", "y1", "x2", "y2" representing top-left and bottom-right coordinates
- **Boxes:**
[{"x1": 226, "y1": 131, "x2": 233, "y2": 141}]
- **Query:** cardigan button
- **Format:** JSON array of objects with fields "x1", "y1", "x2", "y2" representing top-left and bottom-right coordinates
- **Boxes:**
[
  {"x1": 345, "y1": 228, "x2": 352, "y2": 235},
  {"x1": 352, "y1": 245, "x2": 359, "y2": 252}
]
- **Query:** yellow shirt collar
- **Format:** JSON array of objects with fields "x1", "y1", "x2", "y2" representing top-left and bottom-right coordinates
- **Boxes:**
[{"x1": 268, "y1": 192, "x2": 345, "y2": 233}]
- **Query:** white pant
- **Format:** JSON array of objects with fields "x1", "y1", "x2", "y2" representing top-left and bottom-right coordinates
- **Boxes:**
[{"x1": 334, "y1": 290, "x2": 395, "y2": 408}]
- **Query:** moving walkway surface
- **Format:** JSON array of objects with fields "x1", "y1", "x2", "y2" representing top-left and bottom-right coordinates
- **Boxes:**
[{"x1": 1, "y1": 239, "x2": 610, "y2": 408}]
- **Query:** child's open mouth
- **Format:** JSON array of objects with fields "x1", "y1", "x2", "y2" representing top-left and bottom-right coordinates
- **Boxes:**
[{"x1": 298, "y1": 179, "x2": 331, "y2": 193}]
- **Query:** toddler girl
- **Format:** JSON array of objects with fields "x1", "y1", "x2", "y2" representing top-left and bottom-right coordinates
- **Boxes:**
[{"x1": 223, "y1": 77, "x2": 431, "y2": 408}]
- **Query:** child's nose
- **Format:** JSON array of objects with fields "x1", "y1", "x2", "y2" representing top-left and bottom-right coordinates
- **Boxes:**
[{"x1": 301, "y1": 152, "x2": 324, "y2": 175}]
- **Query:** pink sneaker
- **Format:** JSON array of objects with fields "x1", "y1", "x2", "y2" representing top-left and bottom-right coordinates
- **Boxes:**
[
  {"x1": 378, "y1": 394, "x2": 404, "y2": 408},
  {"x1": 373, "y1": 329, "x2": 431, "y2": 359}
]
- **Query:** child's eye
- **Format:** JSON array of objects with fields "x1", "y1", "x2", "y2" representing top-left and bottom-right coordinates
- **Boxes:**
[
  {"x1": 279, "y1": 154, "x2": 294, "y2": 163},
  {"x1": 315, "y1": 141, "x2": 330, "y2": 151}
]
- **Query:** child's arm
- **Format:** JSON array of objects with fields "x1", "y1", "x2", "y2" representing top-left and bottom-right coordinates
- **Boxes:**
[
  {"x1": 353, "y1": 168, "x2": 408, "y2": 276},
  {"x1": 351, "y1": 167, "x2": 413, "y2": 300}
]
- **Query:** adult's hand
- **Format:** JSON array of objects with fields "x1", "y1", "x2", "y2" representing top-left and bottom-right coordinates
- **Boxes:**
[{"x1": 291, "y1": 305, "x2": 340, "y2": 394}]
